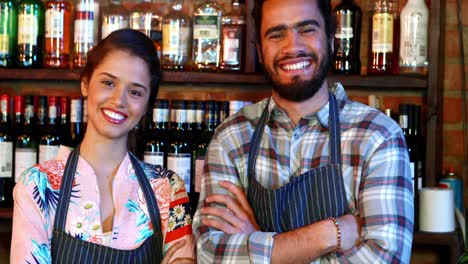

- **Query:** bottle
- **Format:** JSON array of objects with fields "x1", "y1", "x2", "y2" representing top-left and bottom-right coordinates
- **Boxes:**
[
  {"x1": 220, "y1": 0, "x2": 245, "y2": 72},
  {"x1": 144, "y1": 99, "x2": 169, "y2": 167},
  {"x1": 39, "y1": 96, "x2": 60, "y2": 163},
  {"x1": 332, "y1": 0, "x2": 362, "y2": 74},
  {"x1": 193, "y1": 100, "x2": 214, "y2": 194},
  {"x1": 15, "y1": 96, "x2": 38, "y2": 183},
  {"x1": 17, "y1": 0, "x2": 45, "y2": 67},
  {"x1": 0, "y1": 0, "x2": 18, "y2": 67},
  {"x1": 399, "y1": 0, "x2": 428, "y2": 75},
  {"x1": 161, "y1": 0, "x2": 191, "y2": 71},
  {"x1": 70, "y1": 97, "x2": 83, "y2": 147},
  {"x1": 440, "y1": 168, "x2": 464, "y2": 214},
  {"x1": 73, "y1": 0, "x2": 98, "y2": 68},
  {"x1": 101, "y1": 0, "x2": 128, "y2": 40},
  {"x1": 368, "y1": 0, "x2": 399, "y2": 75},
  {"x1": 36, "y1": 96, "x2": 48, "y2": 135},
  {"x1": 167, "y1": 100, "x2": 192, "y2": 193},
  {"x1": 44, "y1": 0, "x2": 72, "y2": 68},
  {"x1": 58, "y1": 96, "x2": 72, "y2": 147},
  {"x1": 456, "y1": 208, "x2": 468, "y2": 264},
  {"x1": 0, "y1": 95, "x2": 13, "y2": 207},
  {"x1": 129, "y1": 0, "x2": 163, "y2": 58},
  {"x1": 192, "y1": 0, "x2": 222, "y2": 71}
]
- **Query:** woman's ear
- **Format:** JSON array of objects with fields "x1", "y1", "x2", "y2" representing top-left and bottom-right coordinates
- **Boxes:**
[{"x1": 81, "y1": 79, "x2": 89, "y2": 96}]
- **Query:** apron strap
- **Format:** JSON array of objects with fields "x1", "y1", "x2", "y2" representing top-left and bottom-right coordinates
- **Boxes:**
[{"x1": 247, "y1": 98, "x2": 271, "y2": 179}]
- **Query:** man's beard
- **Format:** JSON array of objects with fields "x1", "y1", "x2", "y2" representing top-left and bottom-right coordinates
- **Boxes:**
[{"x1": 263, "y1": 46, "x2": 332, "y2": 102}]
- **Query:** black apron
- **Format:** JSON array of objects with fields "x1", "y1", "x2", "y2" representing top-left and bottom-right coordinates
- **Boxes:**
[
  {"x1": 51, "y1": 146, "x2": 163, "y2": 263},
  {"x1": 247, "y1": 93, "x2": 348, "y2": 232}
]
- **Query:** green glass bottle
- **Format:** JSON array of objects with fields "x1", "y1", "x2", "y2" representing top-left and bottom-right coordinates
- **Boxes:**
[
  {"x1": 0, "y1": 94, "x2": 14, "y2": 207},
  {"x1": 144, "y1": 99, "x2": 169, "y2": 168},
  {"x1": 0, "y1": 0, "x2": 18, "y2": 67},
  {"x1": 18, "y1": 0, "x2": 45, "y2": 67},
  {"x1": 39, "y1": 96, "x2": 60, "y2": 163}
]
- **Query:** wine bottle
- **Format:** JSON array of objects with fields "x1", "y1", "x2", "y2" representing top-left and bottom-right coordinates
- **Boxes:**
[
  {"x1": 332, "y1": 0, "x2": 362, "y2": 74},
  {"x1": 101, "y1": 0, "x2": 128, "y2": 40},
  {"x1": 73, "y1": 0, "x2": 98, "y2": 68},
  {"x1": 0, "y1": 94, "x2": 13, "y2": 207},
  {"x1": 167, "y1": 100, "x2": 192, "y2": 193},
  {"x1": 0, "y1": 0, "x2": 18, "y2": 67},
  {"x1": 15, "y1": 95, "x2": 38, "y2": 183},
  {"x1": 129, "y1": 0, "x2": 163, "y2": 58},
  {"x1": 39, "y1": 96, "x2": 60, "y2": 163},
  {"x1": 144, "y1": 99, "x2": 169, "y2": 168},
  {"x1": 18, "y1": 0, "x2": 45, "y2": 67},
  {"x1": 58, "y1": 96, "x2": 72, "y2": 147},
  {"x1": 220, "y1": 0, "x2": 245, "y2": 72},
  {"x1": 44, "y1": 0, "x2": 72, "y2": 68},
  {"x1": 192, "y1": 0, "x2": 222, "y2": 71},
  {"x1": 70, "y1": 97, "x2": 83, "y2": 147}
]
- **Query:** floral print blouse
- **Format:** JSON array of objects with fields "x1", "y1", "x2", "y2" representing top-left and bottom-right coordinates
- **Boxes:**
[{"x1": 10, "y1": 146, "x2": 194, "y2": 263}]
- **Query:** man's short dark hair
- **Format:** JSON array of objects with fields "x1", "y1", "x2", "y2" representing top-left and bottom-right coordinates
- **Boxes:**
[{"x1": 251, "y1": 0, "x2": 336, "y2": 45}]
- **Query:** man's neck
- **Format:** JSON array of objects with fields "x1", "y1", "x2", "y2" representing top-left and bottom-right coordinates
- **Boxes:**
[{"x1": 272, "y1": 82, "x2": 329, "y2": 126}]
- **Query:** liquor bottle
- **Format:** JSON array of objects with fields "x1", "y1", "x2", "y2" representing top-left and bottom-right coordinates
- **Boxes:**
[
  {"x1": 193, "y1": 100, "x2": 214, "y2": 194},
  {"x1": 161, "y1": 0, "x2": 192, "y2": 70},
  {"x1": 220, "y1": 0, "x2": 245, "y2": 72},
  {"x1": 44, "y1": 0, "x2": 72, "y2": 68},
  {"x1": 70, "y1": 97, "x2": 83, "y2": 147},
  {"x1": 18, "y1": 0, "x2": 45, "y2": 67},
  {"x1": 192, "y1": 0, "x2": 222, "y2": 71},
  {"x1": 0, "y1": 0, "x2": 18, "y2": 67},
  {"x1": 74, "y1": 0, "x2": 98, "y2": 68},
  {"x1": 332, "y1": 0, "x2": 362, "y2": 74},
  {"x1": 58, "y1": 96, "x2": 72, "y2": 147},
  {"x1": 219, "y1": 100, "x2": 229, "y2": 123},
  {"x1": 144, "y1": 99, "x2": 169, "y2": 167},
  {"x1": 129, "y1": 0, "x2": 163, "y2": 58},
  {"x1": 399, "y1": 0, "x2": 428, "y2": 75},
  {"x1": 167, "y1": 100, "x2": 192, "y2": 193},
  {"x1": 0, "y1": 95, "x2": 13, "y2": 207},
  {"x1": 15, "y1": 96, "x2": 38, "y2": 183},
  {"x1": 36, "y1": 96, "x2": 48, "y2": 134},
  {"x1": 39, "y1": 96, "x2": 60, "y2": 163},
  {"x1": 368, "y1": 0, "x2": 399, "y2": 75},
  {"x1": 101, "y1": 0, "x2": 128, "y2": 40}
]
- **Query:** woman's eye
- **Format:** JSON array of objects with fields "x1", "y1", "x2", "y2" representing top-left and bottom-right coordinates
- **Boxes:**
[
  {"x1": 129, "y1": 89, "x2": 142, "y2": 97},
  {"x1": 102, "y1": 80, "x2": 114, "y2": 87}
]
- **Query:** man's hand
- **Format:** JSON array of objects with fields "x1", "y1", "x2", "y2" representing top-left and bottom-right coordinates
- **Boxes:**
[
  {"x1": 336, "y1": 214, "x2": 360, "y2": 252},
  {"x1": 200, "y1": 181, "x2": 260, "y2": 234},
  {"x1": 161, "y1": 240, "x2": 194, "y2": 264}
]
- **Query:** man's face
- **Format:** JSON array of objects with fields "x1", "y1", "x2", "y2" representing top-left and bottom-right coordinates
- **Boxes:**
[{"x1": 259, "y1": 0, "x2": 332, "y2": 102}]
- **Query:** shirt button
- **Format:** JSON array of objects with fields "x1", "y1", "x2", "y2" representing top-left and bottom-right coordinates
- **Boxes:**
[{"x1": 293, "y1": 133, "x2": 300, "y2": 140}]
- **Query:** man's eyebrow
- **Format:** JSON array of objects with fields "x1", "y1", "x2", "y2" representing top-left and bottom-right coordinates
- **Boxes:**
[{"x1": 263, "y1": 19, "x2": 321, "y2": 38}]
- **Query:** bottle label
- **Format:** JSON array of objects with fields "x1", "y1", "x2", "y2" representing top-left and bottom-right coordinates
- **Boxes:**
[
  {"x1": 70, "y1": 100, "x2": 82, "y2": 123},
  {"x1": 171, "y1": 109, "x2": 187, "y2": 123},
  {"x1": 0, "y1": 141, "x2": 13, "y2": 178},
  {"x1": 15, "y1": 148, "x2": 37, "y2": 183},
  {"x1": 399, "y1": 115, "x2": 408, "y2": 129},
  {"x1": 129, "y1": 12, "x2": 150, "y2": 31},
  {"x1": 18, "y1": 14, "x2": 38, "y2": 45},
  {"x1": 335, "y1": 12, "x2": 354, "y2": 39},
  {"x1": 372, "y1": 13, "x2": 393, "y2": 53},
  {"x1": 162, "y1": 23, "x2": 190, "y2": 56},
  {"x1": 25, "y1": 104, "x2": 34, "y2": 120},
  {"x1": 194, "y1": 157, "x2": 204, "y2": 193},
  {"x1": 1, "y1": 99, "x2": 7, "y2": 116},
  {"x1": 46, "y1": 9, "x2": 64, "y2": 39},
  {"x1": 144, "y1": 152, "x2": 164, "y2": 167},
  {"x1": 0, "y1": 35, "x2": 8, "y2": 54},
  {"x1": 400, "y1": 12, "x2": 428, "y2": 65},
  {"x1": 74, "y1": 2, "x2": 95, "y2": 44},
  {"x1": 39, "y1": 145, "x2": 59, "y2": 164},
  {"x1": 195, "y1": 109, "x2": 204, "y2": 123},
  {"x1": 49, "y1": 105, "x2": 57, "y2": 119},
  {"x1": 167, "y1": 153, "x2": 191, "y2": 192},
  {"x1": 153, "y1": 108, "x2": 169, "y2": 123},
  {"x1": 194, "y1": 15, "x2": 219, "y2": 39},
  {"x1": 102, "y1": 15, "x2": 128, "y2": 39},
  {"x1": 222, "y1": 27, "x2": 241, "y2": 64}
]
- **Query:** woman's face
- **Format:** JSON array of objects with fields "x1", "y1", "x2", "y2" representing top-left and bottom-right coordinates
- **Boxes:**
[{"x1": 81, "y1": 50, "x2": 151, "y2": 142}]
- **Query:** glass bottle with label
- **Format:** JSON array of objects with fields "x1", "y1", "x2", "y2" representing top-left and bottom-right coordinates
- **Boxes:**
[
  {"x1": 192, "y1": 0, "x2": 222, "y2": 71},
  {"x1": 101, "y1": 0, "x2": 128, "y2": 40},
  {"x1": 39, "y1": 96, "x2": 60, "y2": 163},
  {"x1": 44, "y1": 0, "x2": 71, "y2": 68},
  {"x1": 399, "y1": 0, "x2": 428, "y2": 75},
  {"x1": 220, "y1": 0, "x2": 245, "y2": 72},
  {"x1": 368, "y1": 0, "x2": 399, "y2": 75},
  {"x1": 144, "y1": 99, "x2": 169, "y2": 168},
  {"x1": 18, "y1": 0, "x2": 44, "y2": 68},
  {"x1": 333, "y1": 0, "x2": 362, "y2": 74},
  {"x1": 0, "y1": 0, "x2": 18, "y2": 67},
  {"x1": 129, "y1": 0, "x2": 164, "y2": 58},
  {"x1": 167, "y1": 100, "x2": 192, "y2": 193},
  {"x1": 0, "y1": 95, "x2": 13, "y2": 207},
  {"x1": 15, "y1": 95, "x2": 38, "y2": 183},
  {"x1": 73, "y1": 0, "x2": 98, "y2": 68},
  {"x1": 36, "y1": 96, "x2": 47, "y2": 135},
  {"x1": 70, "y1": 97, "x2": 83, "y2": 147},
  {"x1": 162, "y1": 0, "x2": 191, "y2": 71},
  {"x1": 59, "y1": 96, "x2": 72, "y2": 147}
]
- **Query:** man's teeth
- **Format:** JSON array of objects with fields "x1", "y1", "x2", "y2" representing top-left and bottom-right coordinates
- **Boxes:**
[
  {"x1": 282, "y1": 61, "x2": 310, "y2": 71},
  {"x1": 103, "y1": 109, "x2": 125, "y2": 120}
]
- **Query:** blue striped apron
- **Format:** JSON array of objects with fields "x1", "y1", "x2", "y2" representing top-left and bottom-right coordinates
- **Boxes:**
[
  {"x1": 51, "y1": 146, "x2": 163, "y2": 263},
  {"x1": 247, "y1": 93, "x2": 347, "y2": 232}
]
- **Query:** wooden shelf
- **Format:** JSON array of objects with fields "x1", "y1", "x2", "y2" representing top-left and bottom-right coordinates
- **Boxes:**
[
  {"x1": 413, "y1": 230, "x2": 464, "y2": 263},
  {"x1": 0, "y1": 69, "x2": 427, "y2": 89},
  {"x1": 0, "y1": 208, "x2": 12, "y2": 220}
]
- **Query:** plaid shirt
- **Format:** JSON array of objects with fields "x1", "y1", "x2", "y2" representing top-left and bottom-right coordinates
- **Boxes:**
[{"x1": 193, "y1": 83, "x2": 414, "y2": 263}]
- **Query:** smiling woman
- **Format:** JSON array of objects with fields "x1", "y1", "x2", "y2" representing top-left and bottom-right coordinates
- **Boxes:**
[{"x1": 10, "y1": 29, "x2": 195, "y2": 264}]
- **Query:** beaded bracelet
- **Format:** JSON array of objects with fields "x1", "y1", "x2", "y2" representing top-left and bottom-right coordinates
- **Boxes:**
[{"x1": 329, "y1": 217, "x2": 342, "y2": 253}]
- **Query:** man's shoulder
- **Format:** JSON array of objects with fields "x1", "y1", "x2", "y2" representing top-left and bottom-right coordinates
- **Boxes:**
[{"x1": 215, "y1": 98, "x2": 268, "y2": 135}]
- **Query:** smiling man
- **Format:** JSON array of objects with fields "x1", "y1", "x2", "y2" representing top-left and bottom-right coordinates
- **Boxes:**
[{"x1": 192, "y1": 0, "x2": 414, "y2": 263}]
